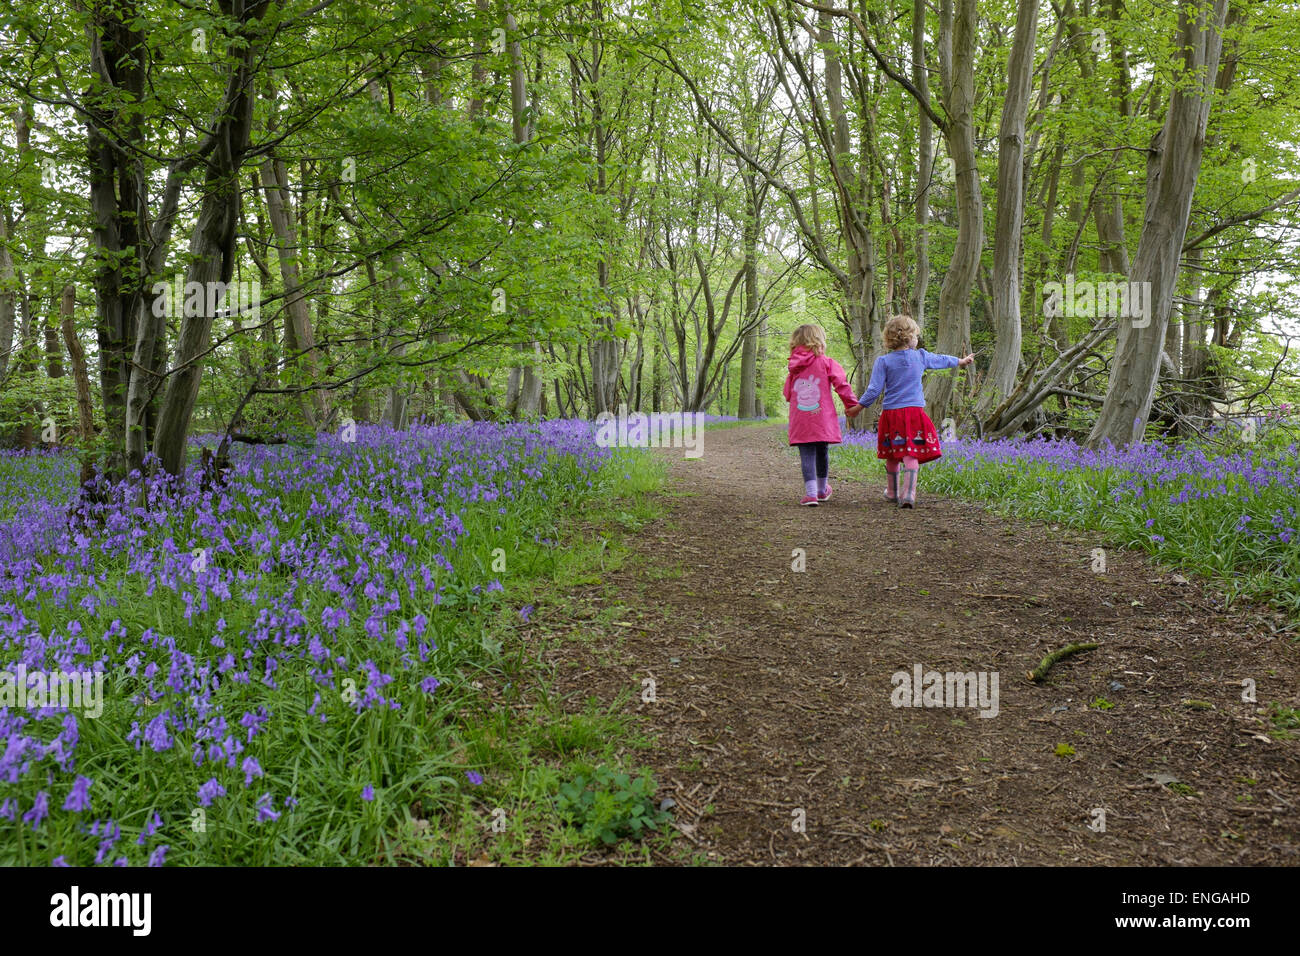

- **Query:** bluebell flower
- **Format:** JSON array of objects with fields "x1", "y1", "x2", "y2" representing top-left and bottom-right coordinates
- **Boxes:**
[
  {"x1": 255, "y1": 793, "x2": 280, "y2": 823},
  {"x1": 63, "y1": 776, "x2": 93, "y2": 813},
  {"x1": 198, "y1": 778, "x2": 226, "y2": 806},
  {"x1": 22, "y1": 791, "x2": 49, "y2": 830},
  {"x1": 137, "y1": 811, "x2": 163, "y2": 845}
]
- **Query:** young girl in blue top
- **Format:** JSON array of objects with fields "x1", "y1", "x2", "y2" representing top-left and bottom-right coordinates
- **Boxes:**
[{"x1": 856, "y1": 315, "x2": 974, "y2": 508}]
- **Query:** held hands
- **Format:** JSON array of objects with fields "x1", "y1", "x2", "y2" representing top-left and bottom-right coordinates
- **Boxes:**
[
  {"x1": 845, "y1": 403, "x2": 863, "y2": 419},
  {"x1": 958, "y1": 354, "x2": 975, "y2": 367}
]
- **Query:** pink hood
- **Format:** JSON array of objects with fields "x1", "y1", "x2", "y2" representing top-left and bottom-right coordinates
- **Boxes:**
[{"x1": 788, "y1": 346, "x2": 820, "y2": 374}]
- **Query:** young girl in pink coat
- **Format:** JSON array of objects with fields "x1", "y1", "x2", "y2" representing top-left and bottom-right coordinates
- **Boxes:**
[{"x1": 782, "y1": 324, "x2": 862, "y2": 506}]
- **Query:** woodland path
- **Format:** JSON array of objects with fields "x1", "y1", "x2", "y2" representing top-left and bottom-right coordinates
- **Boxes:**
[{"x1": 546, "y1": 423, "x2": 1299, "y2": 865}]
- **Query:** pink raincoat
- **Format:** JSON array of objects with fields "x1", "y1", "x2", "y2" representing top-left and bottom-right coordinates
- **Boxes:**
[{"x1": 783, "y1": 347, "x2": 859, "y2": 445}]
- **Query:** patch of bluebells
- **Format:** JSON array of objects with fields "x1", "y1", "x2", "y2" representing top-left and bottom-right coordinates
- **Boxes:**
[
  {"x1": 0, "y1": 420, "x2": 614, "y2": 864},
  {"x1": 841, "y1": 426, "x2": 1300, "y2": 605}
]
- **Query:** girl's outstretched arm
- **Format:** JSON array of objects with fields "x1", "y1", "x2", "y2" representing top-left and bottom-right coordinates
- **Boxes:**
[{"x1": 918, "y1": 348, "x2": 961, "y2": 370}]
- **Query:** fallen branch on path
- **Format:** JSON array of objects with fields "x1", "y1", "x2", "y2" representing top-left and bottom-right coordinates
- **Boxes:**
[{"x1": 1027, "y1": 642, "x2": 1099, "y2": 682}]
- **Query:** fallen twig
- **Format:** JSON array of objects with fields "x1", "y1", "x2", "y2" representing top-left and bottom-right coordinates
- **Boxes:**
[{"x1": 1027, "y1": 642, "x2": 1099, "y2": 682}]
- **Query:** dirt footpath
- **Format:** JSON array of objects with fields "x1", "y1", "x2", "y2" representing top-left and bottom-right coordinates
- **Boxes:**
[{"x1": 549, "y1": 423, "x2": 1300, "y2": 865}]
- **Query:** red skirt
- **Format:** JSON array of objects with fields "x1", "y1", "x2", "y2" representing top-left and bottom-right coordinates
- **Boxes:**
[{"x1": 876, "y1": 406, "x2": 942, "y2": 463}]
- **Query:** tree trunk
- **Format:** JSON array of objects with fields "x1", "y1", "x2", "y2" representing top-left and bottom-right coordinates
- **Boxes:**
[
  {"x1": 820, "y1": 9, "x2": 878, "y2": 383},
  {"x1": 59, "y1": 285, "x2": 96, "y2": 440},
  {"x1": 928, "y1": 0, "x2": 981, "y2": 423},
  {"x1": 1038, "y1": 134, "x2": 1068, "y2": 350},
  {"x1": 44, "y1": 306, "x2": 64, "y2": 380},
  {"x1": 910, "y1": 0, "x2": 932, "y2": 331},
  {"x1": 505, "y1": 8, "x2": 544, "y2": 419},
  {"x1": 12, "y1": 284, "x2": 38, "y2": 449},
  {"x1": 738, "y1": 173, "x2": 760, "y2": 419},
  {"x1": 1086, "y1": 0, "x2": 1229, "y2": 449},
  {"x1": 977, "y1": 0, "x2": 1038, "y2": 423},
  {"x1": 259, "y1": 148, "x2": 328, "y2": 427},
  {"x1": 1098, "y1": 0, "x2": 1133, "y2": 276},
  {"x1": 584, "y1": 10, "x2": 620, "y2": 417},
  {"x1": 85, "y1": 0, "x2": 147, "y2": 470},
  {"x1": 0, "y1": 211, "x2": 15, "y2": 382},
  {"x1": 153, "y1": 2, "x2": 268, "y2": 476}
]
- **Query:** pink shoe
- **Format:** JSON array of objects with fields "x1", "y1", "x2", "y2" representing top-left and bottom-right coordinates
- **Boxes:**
[
  {"x1": 800, "y1": 495, "x2": 819, "y2": 506},
  {"x1": 817, "y1": 483, "x2": 833, "y2": 502}
]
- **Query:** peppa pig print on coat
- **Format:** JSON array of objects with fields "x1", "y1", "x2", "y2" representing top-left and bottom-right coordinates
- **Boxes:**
[{"x1": 792, "y1": 374, "x2": 821, "y2": 412}]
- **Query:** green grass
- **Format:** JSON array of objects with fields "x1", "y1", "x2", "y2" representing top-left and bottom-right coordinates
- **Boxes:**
[
  {"x1": 838, "y1": 431, "x2": 1300, "y2": 624},
  {"x1": 396, "y1": 450, "x2": 677, "y2": 865}
]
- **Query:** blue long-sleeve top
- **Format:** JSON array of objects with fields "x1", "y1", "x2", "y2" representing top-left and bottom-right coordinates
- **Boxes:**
[{"x1": 856, "y1": 348, "x2": 960, "y2": 410}]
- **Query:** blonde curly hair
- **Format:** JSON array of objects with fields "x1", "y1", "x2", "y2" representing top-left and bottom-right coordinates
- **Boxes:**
[
  {"x1": 883, "y1": 314, "x2": 920, "y2": 351},
  {"x1": 789, "y1": 323, "x2": 827, "y2": 356}
]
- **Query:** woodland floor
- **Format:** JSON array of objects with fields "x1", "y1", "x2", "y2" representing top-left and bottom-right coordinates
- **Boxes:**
[{"x1": 542, "y1": 423, "x2": 1300, "y2": 865}]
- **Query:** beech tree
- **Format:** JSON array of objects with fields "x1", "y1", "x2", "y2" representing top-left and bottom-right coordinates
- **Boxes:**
[{"x1": 1086, "y1": 0, "x2": 1230, "y2": 448}]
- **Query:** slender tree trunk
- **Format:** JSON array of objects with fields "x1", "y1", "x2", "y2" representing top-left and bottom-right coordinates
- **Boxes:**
[
  {"x1": 583, "y1": 7, "x2": 620, "y2": 416},
  {"x1": 820, "y1": 10, "x2": 878, "y2": 382},
  {"x1": 928, "y1": 0, "x2": 980, "y2": 422},
  {"x1": 381, "y1": 254, "x2": 407, "y2": 430},
  {"x1": 260, "y1": 149, "x2": 328, "y2": 427},
  {"x1": 124, "y1": 174, "x2": 184, "y2": 473},
  {"x1": 60, "y1": 285, "x2": 96, "y2": 440},
  {"x1": 1097, "y1": 0, "x2": 1132, "y2": 276},
  {"x1": 505, "y1": 8, "x2": 545, "y2": 418},
  {"x1": 651, "y1": 333, "x2": 662, "y2": 413},
  {"x1": 738, "y1": 174, "x2": 760, "y2": 418},
  {"x1": 0, "y1": 211, "x2": 15, "y2": 382},
  {"x1": 13, "y1": 284, "x2": 38, "y2": 449},
  {"x1": 1038, "y1": 134, "x2": 1068, "y2": 349},
  {"x1": 977, "y1": 0, "x2": 1038, "y2": 423},
  {"x1": 44, "y1": 303, "x2": 64, "y2": 380},
  {"x1": 910, "y1": 0, "x2": 932, "y2": 331}
]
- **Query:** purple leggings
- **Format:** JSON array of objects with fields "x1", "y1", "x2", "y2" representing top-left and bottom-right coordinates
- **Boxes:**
[{"x1": 797, "y1": 442, "x2": 829, "y2": 482}]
